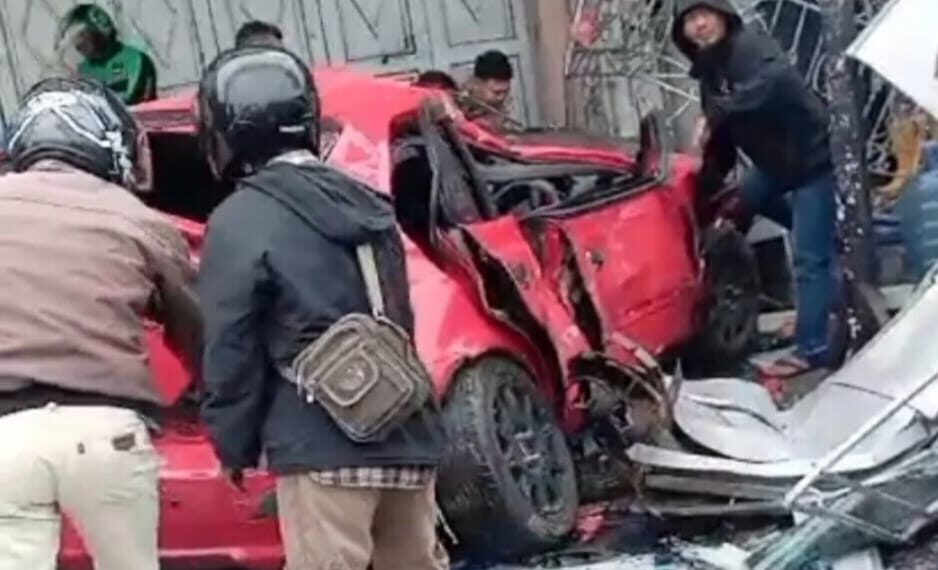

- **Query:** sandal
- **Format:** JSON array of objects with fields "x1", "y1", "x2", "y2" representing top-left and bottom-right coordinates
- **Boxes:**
[
  {"x1": 757, "y1": 315, "x2": 796, "y2": 352},
  {"x1": 757, "y1": 354, "x2": 813, "y2": 379}
]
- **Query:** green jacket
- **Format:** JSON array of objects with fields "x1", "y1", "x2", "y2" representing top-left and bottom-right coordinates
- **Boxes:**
[{"x1": 79, "y1": 43, "x2": 157, "y2": 105}]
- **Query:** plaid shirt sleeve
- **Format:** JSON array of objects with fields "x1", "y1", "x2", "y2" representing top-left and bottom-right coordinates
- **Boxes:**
[{"x1": 308, "y1": 466, "x2": 435, "y2": 490}]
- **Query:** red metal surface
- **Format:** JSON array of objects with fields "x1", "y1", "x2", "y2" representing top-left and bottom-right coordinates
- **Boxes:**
[
  {"x1": 58, "y1": 67, "x2": 715, "y2": 568},
  {"x1": 402, "y1": 233, "x2": 548, "y2": 398},
  {"x1": 133, "y1": 67, "x2": 636, "y2": 191},
  {"x1": 59, "y1": 420, "x2": 282, "y2": 570},
  {"x1": 459, "y1": 218, "x2": 594, "y2": 420},
  {"x1": 544, "y1": 184, "x2": 701, "y2": 354}
]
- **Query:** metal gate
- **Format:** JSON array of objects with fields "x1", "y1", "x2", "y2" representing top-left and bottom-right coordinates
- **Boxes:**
[{"x1": 564, "y1": 0, "x2": 896, "y2": 180}]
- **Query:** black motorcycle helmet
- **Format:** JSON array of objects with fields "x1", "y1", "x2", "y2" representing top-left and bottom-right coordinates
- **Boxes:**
[
  {"x1": 197, "y1": 46, "x2": 320, "y2": 180},
  {"x1": 6, "y1": 76, "x2": 142, "y2": 189}
]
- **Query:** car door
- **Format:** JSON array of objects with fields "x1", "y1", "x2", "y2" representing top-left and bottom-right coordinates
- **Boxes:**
[
  {"x1": 529, "y1": 118, "x2": 702, "y2": 356},
  {"x1": 540, "y1": 183, "x2": 700, "y2": 355}
]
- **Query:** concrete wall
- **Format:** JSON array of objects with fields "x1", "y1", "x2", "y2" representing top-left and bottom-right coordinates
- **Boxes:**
[{"x1": 524, "y1": 0, "x2": 570, "y2": 127}]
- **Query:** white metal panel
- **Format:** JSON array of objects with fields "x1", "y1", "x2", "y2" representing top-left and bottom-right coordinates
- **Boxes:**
[
  {"x1": 102, "y1": 0, "x2": 204, "y2": 89},
  {"x1": 316, "y1": 0, "x2": 432, "y2": 76},
  {"x1": 847, "y1": 0, "x2": 938, "y2": 119},
  {"x1": 0, "y1": 0, "x2": 81, "y2": 118},
  {"x1": 438, "y1": 0, "x2": 517, "y2": 45},
  {"x1": 202, "y1": 0, "x2": 329, "y2": 65}
]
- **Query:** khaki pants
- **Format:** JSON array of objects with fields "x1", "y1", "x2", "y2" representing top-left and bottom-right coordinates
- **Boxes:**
[
  {"x1": 277, "y1": 474, "x2": 449, "y2": 570},
  {"x1": 0, "y1": 405, "x2": 160, "y2": 570}
]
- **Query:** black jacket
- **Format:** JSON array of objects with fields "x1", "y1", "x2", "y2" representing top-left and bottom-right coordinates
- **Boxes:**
[
  {"x1": 672, "y1": 0, "x2": 832, "y2": 191},
  {"x1": 199, "y1": 156, "x2": 442, "y2": 474}
]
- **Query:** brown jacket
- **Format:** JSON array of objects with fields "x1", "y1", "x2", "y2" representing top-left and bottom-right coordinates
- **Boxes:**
[{"x1": 0, "y1": 162, "x2": 201, "y2": 405}]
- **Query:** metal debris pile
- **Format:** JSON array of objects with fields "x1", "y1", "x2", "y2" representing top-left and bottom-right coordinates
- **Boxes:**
[
  {"x1": 468, "y1": 0, "x2": 938, "y2": 568},
  {"x1": 469, "y1": 261, "x2": 938, "y2": 570}
]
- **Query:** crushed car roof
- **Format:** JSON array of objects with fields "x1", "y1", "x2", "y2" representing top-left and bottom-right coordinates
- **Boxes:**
[
  {"x1": 134, "y1": 68, "x2": 428, "y2": 139},
  {"x1": 132, "y1": 67, "x2": 634, "y2": 192}
]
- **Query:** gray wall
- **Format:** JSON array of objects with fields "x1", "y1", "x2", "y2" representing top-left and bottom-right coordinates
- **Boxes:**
[{"x1": 0, "y1": 0, "x2": 543, "y2": 124}]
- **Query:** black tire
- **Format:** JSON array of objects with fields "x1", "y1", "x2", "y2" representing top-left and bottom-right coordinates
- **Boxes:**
[
  {"x1": 687, "y1": 226, "x2": 761, "y2": 375},
  {"x1": 436, "y1": 357, "x2": 578, "y2": 561}
]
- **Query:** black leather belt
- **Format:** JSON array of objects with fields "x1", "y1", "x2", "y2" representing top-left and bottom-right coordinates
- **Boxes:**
[{"x1": 0, "y1": 383, "x2": 159, "y2": 424}]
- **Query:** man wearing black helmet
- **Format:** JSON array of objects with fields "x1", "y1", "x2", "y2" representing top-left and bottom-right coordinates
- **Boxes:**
[
  {"x1": 0, "y1": 78, "x2": 201, "y2": 569},
  {"x1": 197, "y1": 47, "x2": 446, "y2": 570}
]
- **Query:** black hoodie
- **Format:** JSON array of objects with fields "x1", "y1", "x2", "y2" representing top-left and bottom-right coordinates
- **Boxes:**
[
  {"x1": 199, "y1": 158, "x2": 442, "y2": 473},
  {"x1": 672, "y1": 0, "x2": 832, "y2": 191}
]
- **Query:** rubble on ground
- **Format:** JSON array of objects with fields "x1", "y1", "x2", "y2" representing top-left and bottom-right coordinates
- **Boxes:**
[{"x1": 465, "y1": 268, "x2": 938, "y2": 569}]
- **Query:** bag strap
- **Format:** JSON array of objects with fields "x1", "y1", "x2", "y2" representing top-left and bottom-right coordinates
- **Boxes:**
[
  {"x1": 355, "y1": 243, "x2": 385, "y2": 318},
  {"x1": 240, "y1": 175, "x2": 388, "y2": 319}
]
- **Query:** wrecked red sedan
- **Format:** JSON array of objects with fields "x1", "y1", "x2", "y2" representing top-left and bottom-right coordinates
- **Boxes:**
[{"x1": 55, "y1": 68, "x2": 759, "y2": 568}]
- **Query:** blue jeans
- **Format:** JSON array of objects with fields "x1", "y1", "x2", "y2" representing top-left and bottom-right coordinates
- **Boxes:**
[{"x1": 741, "y1": 168, "x2": 838, "y2": 366}]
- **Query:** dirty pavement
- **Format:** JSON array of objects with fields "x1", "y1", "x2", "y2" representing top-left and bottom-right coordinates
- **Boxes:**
[{"x1": 6, "y1": 0, "x2": 938, "y2": 568}]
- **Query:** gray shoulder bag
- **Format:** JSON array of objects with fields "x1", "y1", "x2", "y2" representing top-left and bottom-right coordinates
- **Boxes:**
[{"x1": 283, "y1": 243, "x2": 433, "y2": 443}]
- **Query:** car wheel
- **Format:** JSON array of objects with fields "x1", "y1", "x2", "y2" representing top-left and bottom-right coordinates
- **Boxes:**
[
  {"x1": 688, "y1": 226, "x2": 761, "y2": 374},
  {"x1": 437, "y1": 357, "x2": 578, "y2": 561}
]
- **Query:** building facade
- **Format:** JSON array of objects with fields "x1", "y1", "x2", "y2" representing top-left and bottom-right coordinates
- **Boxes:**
[{"x1": 0, "y1": 0, "x2": 576, "y2": 126}]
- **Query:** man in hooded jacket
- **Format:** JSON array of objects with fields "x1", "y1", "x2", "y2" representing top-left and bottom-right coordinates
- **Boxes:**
[
  {"x1": 196, "y1": 47, "x2": 447, "y2": 570},
  {"x1": 673, "y1": 0, "x2": 839, "y2": 374}
]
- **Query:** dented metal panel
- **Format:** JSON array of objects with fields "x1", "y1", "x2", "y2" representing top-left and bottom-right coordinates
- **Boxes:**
[
  {"x1": 460, "y1": 217, "x2": 594, "y2": 375},
  {"x1": 542, "y1": 186, "x2": 701, "y2": 354},
  {"x1": 631, "y1": 272, "x2": 938, "y2": 489}
]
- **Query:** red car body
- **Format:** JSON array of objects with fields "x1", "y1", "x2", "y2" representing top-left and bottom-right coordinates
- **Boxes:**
[{"x1": 55, "y1": 68, "x2": 734, "y2": 569}]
